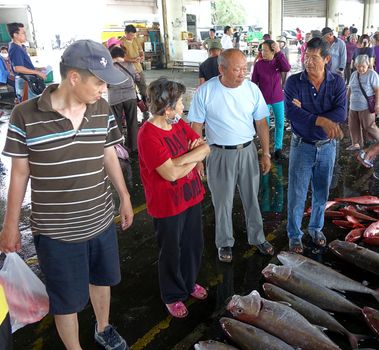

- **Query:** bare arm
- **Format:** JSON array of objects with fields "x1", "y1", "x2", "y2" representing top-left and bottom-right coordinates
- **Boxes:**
[
  {"x1": 0, "y1": 158, "x2": 30, "y2": 252},
  {"x1": 255, "y1": 118, "x2": 271, "y2": 175},
  {"x1": 14, "y1": 65, "x2": 46, "y2": 79},
  {"x1": 191, "y1": 122, "x2": 206, "y2": 178},
  {"x1": 103, "y1": 146, "x2": 133, "y2": 230},
  {"x1": 375, "y1": 86, "x2": 379, "y2": 115},
  {"x1": 156, "y1": 142, "x2": 210, "y2": 182}
]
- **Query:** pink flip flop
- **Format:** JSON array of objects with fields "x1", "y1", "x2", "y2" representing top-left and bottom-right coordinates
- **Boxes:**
[
  {"x1": 165, "y1": 301, "x2": 188, "y2": 318},
  {"x1": 190, "y1": 283, "x2": 208, "y2": 300}
]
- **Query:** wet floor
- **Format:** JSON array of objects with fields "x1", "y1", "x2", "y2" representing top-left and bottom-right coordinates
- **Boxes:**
[{"x1": 2, "y1": 64, "x2": 379, "y2": 349}]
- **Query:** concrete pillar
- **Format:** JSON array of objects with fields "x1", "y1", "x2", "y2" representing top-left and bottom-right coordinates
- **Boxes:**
[
  {"x1": 161, "y1": 0, "x2": 187, "y2": 61},
  {"x1": 268, "y1": 0, "x2": 282, "y2": 39},
  {"x1": 363, "y1": 0, "x2": 375, "y2": 34},
  {"x1": 326, "y1": 0, "x2": 339, "y2": 32}
]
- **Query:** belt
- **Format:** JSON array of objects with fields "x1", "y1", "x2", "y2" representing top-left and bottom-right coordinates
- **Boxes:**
[
  {"x1": 213, "y1": 141, "x2": 252, "y2": 150},
  {"x1": 293, "y1": 134, "x2": 331, "y2": 147}
]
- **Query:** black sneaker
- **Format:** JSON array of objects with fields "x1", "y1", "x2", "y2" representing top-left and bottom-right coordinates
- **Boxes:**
[{"x1": 94, "y1": 323, "x2": 128, "y2": 350}]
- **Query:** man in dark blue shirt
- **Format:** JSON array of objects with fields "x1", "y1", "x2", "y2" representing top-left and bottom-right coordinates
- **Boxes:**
[
  {"x1": 7, "y1": 22, "x2": 46, "y2": 101},
  {"x1": 284, "y1": 37, "x2": 346, "y2": 254},
  {"x1": 198, "y1": 41, "x2": 222, "y2": 85}
]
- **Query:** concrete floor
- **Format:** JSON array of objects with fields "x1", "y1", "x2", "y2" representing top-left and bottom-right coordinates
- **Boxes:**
[{"x1": 1, "y1": 64, "x2": 379, "y2": 349}]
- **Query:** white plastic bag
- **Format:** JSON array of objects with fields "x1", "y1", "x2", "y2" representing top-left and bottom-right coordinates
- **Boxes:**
[{"x1": 0, "y1": 252, "x2": 49, "y2": 332}]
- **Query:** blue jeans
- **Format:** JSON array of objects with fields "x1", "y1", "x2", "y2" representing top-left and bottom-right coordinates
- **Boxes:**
[
  {"x1": 266, "y1": 101, "x2": 285, "y2": 151},
  {"x1": 287, "y1": 134, "x2": 336, "y2": 240},
  {"x1": 15, "y1": 75, "x2": 38, "y2": 102}
]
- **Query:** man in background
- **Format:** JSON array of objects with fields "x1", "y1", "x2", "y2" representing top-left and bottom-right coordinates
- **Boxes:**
[
  {"x1": 7, "y1": 22, "x2": 46, "y2": 102},
  {"x1": 198, "y1": 41, "x2": 222, "y2": 85},
  {"x1": 322, "y1": 26, "x2": 347, "y2": 77},
  {"x1": 203, "y1": 28, "x2": 220, "y2": 51},
  {"x1": 221, "y1": 26, "x2": 233, "y2": 50}
]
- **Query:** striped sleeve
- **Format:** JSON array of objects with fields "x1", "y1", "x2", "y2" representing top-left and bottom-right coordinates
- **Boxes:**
[
  {"x1": 2, "y1": 105, "x2": 28, "y2": 158},
  {"x1": 104, "y1": 109, "x2": 123, "y2": 147}
]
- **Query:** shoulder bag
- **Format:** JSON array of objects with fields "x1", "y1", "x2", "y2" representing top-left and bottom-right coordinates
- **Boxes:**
[
  {"x1": 357, "y1": 72, "x2": 376, "y2": 113},
  {"x1": 115, "y1": 62, "x2": 148, "y2": 113},
  {"x1": 19, "y1": 73, "x2": 46, "y2": 95}
]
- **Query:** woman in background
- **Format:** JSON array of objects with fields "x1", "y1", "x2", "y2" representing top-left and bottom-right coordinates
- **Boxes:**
[
  {"x1": 252, "y1": 39, "x2": 291, "y2": 160},
  {"x1": 352, "y1": 34, "x2": 375, "y2": 70},
  {"x1": 345, "y1": 34, "x2": 358, "y2": 84},
  {"x1": 347, "y1": 54, "x2": 379, "y2": 151}
]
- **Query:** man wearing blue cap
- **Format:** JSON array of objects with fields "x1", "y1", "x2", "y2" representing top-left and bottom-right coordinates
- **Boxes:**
[{"x1": 0, "y1": 40, "x2": 133, "y2": 350}]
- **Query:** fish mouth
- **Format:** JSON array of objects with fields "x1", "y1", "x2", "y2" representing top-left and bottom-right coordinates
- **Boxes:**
[{"x1": 194, "y1": 344, "x2": 201, "y2": 350}]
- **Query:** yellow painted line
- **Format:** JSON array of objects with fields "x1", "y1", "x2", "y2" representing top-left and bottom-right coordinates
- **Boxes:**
[
  {"x1": 130, "y1": 299, "x2": 196, "y2": 350},
  {"x1": 114, "y1": 203, "x2": 147, "y2": 224}
]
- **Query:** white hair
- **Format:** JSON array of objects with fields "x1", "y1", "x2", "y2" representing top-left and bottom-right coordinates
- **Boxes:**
[{"x1": 354, "y1": 54, "x2": 370, "y2": 66}]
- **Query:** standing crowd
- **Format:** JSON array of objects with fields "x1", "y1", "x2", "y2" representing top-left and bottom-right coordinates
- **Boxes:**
[{"x1": 0, "y1": 21, "x2": 379, "y2": 350}]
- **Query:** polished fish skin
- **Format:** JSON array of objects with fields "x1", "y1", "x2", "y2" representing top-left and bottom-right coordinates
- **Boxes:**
[
  {"x1": 277, "y1": 251, "x2": 379, "y2": 302},
  {"x1": 262, "y1": 264, "x2": 362, "y2": 314},
  {"x1": 220, "y1": 317, "x2": 295, "y2": 350},
  {"x1": 194, "y1": 340, "x2": 239, "y2": 350},
  {"x1": 334, "y1": 196, "x2": 379, "y2": 205},
  {"x1": 362, "y1": 307, "x2": 379, "y2": 339},
  {"x1": 227, "y1": 290, "x2": 341, "y2": 350},
  {"x1": 262, "y1": 283, "x2": 364, "y2": 349},
  {"x1": 329, "y1": 240, "x2": 379, "y2": 276}
]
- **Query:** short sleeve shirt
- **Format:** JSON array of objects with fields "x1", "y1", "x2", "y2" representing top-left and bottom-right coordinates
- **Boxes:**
[
  {"x1": 349, "y1": 70, "x2": 379, "y2": 111},
  {"x1": 188, "y1": 77, "x2": 269, "y2": 145},
  {"x1": 8, "y1": 42, "x2": 35, "y2": 73},
  {"x1": 2, "y1": 84, "x2": 123, "y2": 242},
  {"x1": 137, "y1": 119, "x2": 205, "y2": 218},
  {"x1": 121, "y1": 37, "x2": 143, "y2": 73}
]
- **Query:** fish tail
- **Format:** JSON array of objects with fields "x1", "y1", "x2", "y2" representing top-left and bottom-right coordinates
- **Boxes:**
[{"x1": 347, "y1": 332, "x2": 370, "y2": 349}]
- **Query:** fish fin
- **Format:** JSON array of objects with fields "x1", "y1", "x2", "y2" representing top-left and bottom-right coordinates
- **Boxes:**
[
  {"x1": 277, "y1": 301, "x2": 292, "y2": 307},
  {"x1": 314, "y1": 325, "x2": 328, "y2": 332}
]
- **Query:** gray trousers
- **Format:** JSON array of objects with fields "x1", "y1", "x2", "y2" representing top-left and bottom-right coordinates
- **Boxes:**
[{"x1": 206, "y1": 143, "x2": 265, "y2": 248}]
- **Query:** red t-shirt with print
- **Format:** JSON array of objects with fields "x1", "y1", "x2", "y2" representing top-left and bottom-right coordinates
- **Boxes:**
[{"x1": 138, "y1": 119, "x2": 205, "y2": 218}]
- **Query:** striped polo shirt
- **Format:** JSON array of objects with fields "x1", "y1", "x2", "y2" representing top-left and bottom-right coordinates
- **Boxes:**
[{"x1": 2, "y1": 84, "x2": 123, "y2": 242}]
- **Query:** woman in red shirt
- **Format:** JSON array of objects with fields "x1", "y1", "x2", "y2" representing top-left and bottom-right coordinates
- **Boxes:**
[{"x1": 137, "y1": 78, "x2": 210, "y2": 318}]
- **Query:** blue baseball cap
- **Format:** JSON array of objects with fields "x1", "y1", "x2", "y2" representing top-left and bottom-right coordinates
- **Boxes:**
[{"x1": 61, "y1": 39, "x2": 128, "y2": 85}]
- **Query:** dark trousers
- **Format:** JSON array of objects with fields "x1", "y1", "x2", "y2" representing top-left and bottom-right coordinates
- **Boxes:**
[
  {"x1": 111, "y1": 99, "x2": 138, "y2": 152},
  {"x1": 153, "y1": 203, "x2": 204, "y2": 304},
  {"x1": 0, "y1": 313, "x2": 12, "y2": 350}
]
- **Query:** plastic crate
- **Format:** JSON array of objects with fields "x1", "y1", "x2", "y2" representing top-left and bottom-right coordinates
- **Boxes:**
[{"x1": 44, "y1": 71, "x2": 53, "y2": 83}]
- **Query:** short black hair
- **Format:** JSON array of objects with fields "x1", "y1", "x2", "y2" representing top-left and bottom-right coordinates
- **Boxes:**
[
  {"x1": 7, "y1": 22, "x2": 24, "y2": 38},
  {"x1": 124, "y1": 25, "x2": 137, "y2": 34},
  {"x1": 262, "y1": 39, "x2": 275, "y2": 52},
  {"x1": 147, "y1": 78, "x2": 186, "y2": 116},
  {"x1": 0, "y1": 46, "x2": 8, "y2": 52},
  {"x1": 306, "y1": 37, "x2": 330, "y2": 58},
  {"x1": 110, "y1": 46, "x2": 125, "y2": 59},
  {"x1": 224, "y1": 26, "x2": 231, "y2": 34},
  {"x1": 210, "y1": 28, "x2": 216, "y2": 33},
  {"x1": 59, "y1": 63, "x2": 94, "y2": 80}
]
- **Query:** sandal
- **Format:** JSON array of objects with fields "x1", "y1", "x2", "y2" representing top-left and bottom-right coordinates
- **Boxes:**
[
  {"x1": 256, "y1": 241, "x2": 275, "y2": 256},
  {"x1": 165, "y1": 301, "x2": 188, "y2": 318},
  {"x1": 218, "y1": 247, "x2": 232, "y2": 263},
  {"x1": 310, "y1": 231, "x2": 327, "y2": 247},
  {"x1": 346, "y1": 144, "x2": 360, "y2": 151},
  {"x1": 289, "y1": 238, "x2": 304, "y2": 254},
  {"x1": 190, "y1": 283, "x2": 208, "y2": 300}
]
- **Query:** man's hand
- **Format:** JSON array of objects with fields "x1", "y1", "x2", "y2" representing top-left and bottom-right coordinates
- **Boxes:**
[
  {"x1": 261, "y1": 154, "x2": 271, "y2": 175},
  {"x1": 0, "y1": 227, "x2": 21, "y2": 253},
  {"x1": 375, "y1": 103, "x2": 379, "y2": 115},
  {"x1": 119, "y1": 197, "x2": 134, "y2": 231},
  {"x1": 36, "y1": 71, "x2": 46, "y2": 80},
  {"x1": 188, "y1": 138, "x2": 205, "y2": 150},
  {"x1": 365, "y1": 142, "x2": 379, "y2": 161},
  {"x1": 272, "y1": 42, "x2": 280, "y2": 53},
  {"x1": 292, "y1": 98, "x2": 302, "y2": 108},
  {"x1": 316, "y1": 116, "x2": 344, "y2": 139}
]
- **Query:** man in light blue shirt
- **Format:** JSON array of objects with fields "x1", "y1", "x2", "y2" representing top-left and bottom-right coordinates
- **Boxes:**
[
  {"x1": 322, "y1": 27, "x2": 346, "y2": 77},
  {"x1": 188, "y1": 49, "x2": 274, "y2": 262}
]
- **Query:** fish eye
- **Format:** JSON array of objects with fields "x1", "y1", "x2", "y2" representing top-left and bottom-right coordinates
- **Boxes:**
[{"x1": 237, "y1": 308, "x2": 243, "y2": 313}]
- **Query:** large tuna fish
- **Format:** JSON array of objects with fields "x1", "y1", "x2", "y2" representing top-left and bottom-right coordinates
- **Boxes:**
[
  {"x1": 362, "y1": 307, "x2": 379, "y2": 339},
  {"x1": 226, "y1": 290, "x2": 341, "y2": 350},
  {"x1": 220, "y1": 317, "x2": 294, "y2": 350},
  {"x1": 193, "y1": 340, "x2": 238, "y2": 350},
  {"x1": 262, "y1": 264, "x2": 361, "y2": 314},
  {"x1": 277, "y1": 251, "x2": 379, "y2": 301},
  {"x1": 262, "y1": 283, "x2": 365, "y2": 349},
  {"x1": 329, "y1": 240, "x2": 379, "y2": 276}
]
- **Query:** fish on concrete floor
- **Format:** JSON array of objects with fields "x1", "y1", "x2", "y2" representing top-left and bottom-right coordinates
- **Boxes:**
[
  {"x1": 227, "y1": 290, "x2": 341, "y2": 350},
  {"x1": 262, "y1": 264, "x2": 362, "y2": 314},
  {"x1": 329, "y1": 240, "x2": 379, "y2": 276},
  {"x1": 262, "y1": 282, "x2": 366, "y2": 349},
  {"x1": 362, "y1": 307, "x2": 379, "y2": 339},
  {"x1": 277, "y1": 251, "x2": 379, "y2": 301},
  {"x1": 194, "y1": 340, "x2": 239, "y2": 350},
  {"x1": 220, "y1": 317, "x2": 295, "y2": 350}
]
